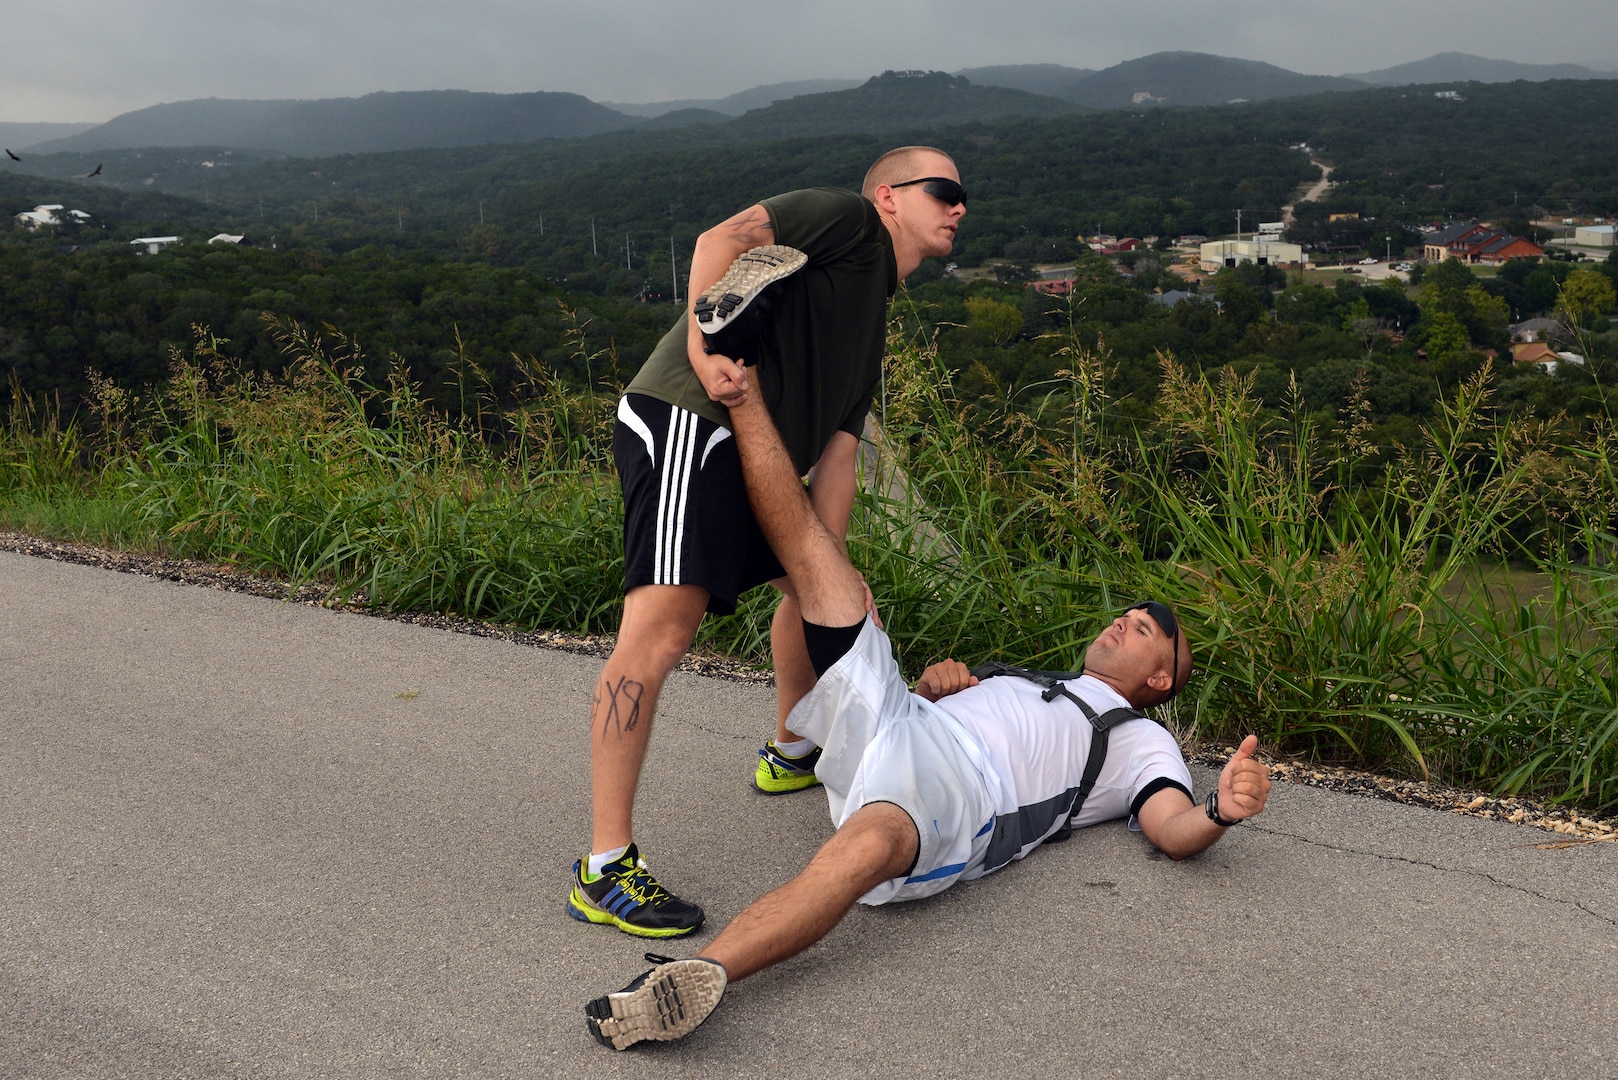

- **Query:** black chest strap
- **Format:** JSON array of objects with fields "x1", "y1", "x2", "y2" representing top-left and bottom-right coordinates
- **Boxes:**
[{"x1": 969, "y1": 662, "x2": 1145, "y2": 841}]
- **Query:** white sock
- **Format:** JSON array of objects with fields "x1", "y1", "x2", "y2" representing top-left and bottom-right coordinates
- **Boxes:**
[
  {"x1": 587, "y1": 844, "x2": 630, "y2": 878},
  {"x1": 773, "y1": 737, "x2": 815, "y2": 758}
]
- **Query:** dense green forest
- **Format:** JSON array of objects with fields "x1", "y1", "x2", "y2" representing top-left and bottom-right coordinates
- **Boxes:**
[
  {"x1": 9, "y1": 78, "x2": 1616, "y2": 272},
  {"x1": 3, "y1": 77, "x2": 1617, "y2": 427}
]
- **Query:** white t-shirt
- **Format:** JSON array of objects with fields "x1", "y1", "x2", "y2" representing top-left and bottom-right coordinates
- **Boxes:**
[{"x1": 934, "y1": 672, "x2": 1193, "y2": 875}]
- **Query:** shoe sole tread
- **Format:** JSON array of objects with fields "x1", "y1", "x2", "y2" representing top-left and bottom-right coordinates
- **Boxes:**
[
  {"x1": 693, "y1": 245, "x2": 807, "y2": 331},
  {"x1": 586, "y1": 960, "x2": 728, "y2": 1050}
]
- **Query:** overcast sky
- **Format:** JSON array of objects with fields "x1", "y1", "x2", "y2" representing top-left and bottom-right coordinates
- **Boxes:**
[{"x1": 7, "y1": 0, "x2": 1616, "y2": 123}]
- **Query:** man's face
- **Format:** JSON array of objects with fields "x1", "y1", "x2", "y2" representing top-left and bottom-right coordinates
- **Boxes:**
[
  {"x1": 1082, "y1": 606, "x2": 1176, "y2": 696},
  {"x1": 889, "y1": 153, "x2": 966, "y2": 259}
]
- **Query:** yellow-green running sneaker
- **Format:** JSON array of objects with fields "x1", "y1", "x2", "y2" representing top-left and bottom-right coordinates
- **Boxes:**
[
  {"x1": 752, "y1": 740, "x2": 823, "y2": 795},
  {"x1": 567, "y1": 844, "x2": 704, "y2": 938}
]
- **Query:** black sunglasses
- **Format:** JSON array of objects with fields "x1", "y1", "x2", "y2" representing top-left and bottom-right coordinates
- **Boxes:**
[
  {"x1": 890, "y1": 176, "x2": 967, "y2": 207},
  {"x1": 1128, "y1": 601, "x2": 1185, "y2": 701}
]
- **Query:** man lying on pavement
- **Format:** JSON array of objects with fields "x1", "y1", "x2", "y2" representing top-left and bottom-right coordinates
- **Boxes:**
[{"x1": 583, "y1": 384, "x2": 1271, "y2": 1050}]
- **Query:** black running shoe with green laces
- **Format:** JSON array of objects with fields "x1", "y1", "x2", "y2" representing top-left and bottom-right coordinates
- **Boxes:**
[
  {"x1": 567, "y1": 844, "x2": 705, "y2": 938},
  {"x1": 586, "y1": 953, "x2": 728, "y2": 1050}
]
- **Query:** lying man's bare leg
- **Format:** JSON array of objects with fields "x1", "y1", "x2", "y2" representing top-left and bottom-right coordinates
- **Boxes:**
[
  {"x1": 726, "y1": 392, "x2": 868, "y2": 629},
  {"x1": 752, "y1": 428, "x2": 864, "y2": 794},
  {"x1": 703, "y1": 801, "x2": 918, "y2": 979}
]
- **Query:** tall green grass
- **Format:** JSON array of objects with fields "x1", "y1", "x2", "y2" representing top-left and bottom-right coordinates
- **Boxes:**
[
  {"x1": 847, "y1": 321, "x2": 1616, "y2": 811},
  {"x1": 2, "y1": 314, "x2": 1614, "y2": 813}
]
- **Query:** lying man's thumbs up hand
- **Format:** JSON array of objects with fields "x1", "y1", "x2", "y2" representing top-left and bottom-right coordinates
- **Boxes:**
[{"x1": 1217, "y1": 735, "x2": 1271, "y2": 822}]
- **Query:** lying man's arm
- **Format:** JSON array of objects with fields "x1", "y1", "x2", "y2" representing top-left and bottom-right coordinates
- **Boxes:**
[
  {"x1": 1136, "y1": 735, "x2": 1270, "y2": 860},
  {"x1": 914, "y1": 660, "x2": 978, "y2": 702}
]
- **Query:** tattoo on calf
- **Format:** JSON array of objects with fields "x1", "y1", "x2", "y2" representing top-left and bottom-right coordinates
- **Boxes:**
[{"x1": 594, "y1": 675, "x2": 646, "y2": 737}]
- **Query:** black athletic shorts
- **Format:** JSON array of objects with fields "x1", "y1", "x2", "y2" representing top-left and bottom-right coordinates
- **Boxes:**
[{"x1": 614, "y1": 393, "x2": 786, "y2": 615}]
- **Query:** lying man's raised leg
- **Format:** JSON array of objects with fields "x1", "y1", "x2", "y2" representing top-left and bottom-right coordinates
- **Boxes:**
[{"x1": 726, "y1": 392, "x2": 867, "y2": 631}]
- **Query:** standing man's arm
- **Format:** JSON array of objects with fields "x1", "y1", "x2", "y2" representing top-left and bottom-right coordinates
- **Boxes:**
[
  {"x1": 685, "y1": 204, "x2": 775, "y2": 407},
  {"x1": 1135, "y1": 735, "x2": 1271, "y2": 860}
]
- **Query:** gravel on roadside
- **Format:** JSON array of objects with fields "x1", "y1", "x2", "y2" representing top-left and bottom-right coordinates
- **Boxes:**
[{"x1": 5, "y1": 529, "x2": 1612, "y2": 846}]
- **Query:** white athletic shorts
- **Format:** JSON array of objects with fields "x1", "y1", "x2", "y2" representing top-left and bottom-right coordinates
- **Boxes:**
[{"x1": 784, "y1": 615, "x2": 996, "y2": 905}]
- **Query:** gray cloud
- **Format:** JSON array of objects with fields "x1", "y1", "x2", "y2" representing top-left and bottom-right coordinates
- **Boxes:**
[{"x1": 4, "y1": 0, "x2": 1615, "y2": 122}]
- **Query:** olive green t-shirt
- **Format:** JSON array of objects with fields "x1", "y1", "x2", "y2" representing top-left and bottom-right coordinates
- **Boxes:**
[{"x1": 626, "y1": 187, "x2": 898, "y2": 475}]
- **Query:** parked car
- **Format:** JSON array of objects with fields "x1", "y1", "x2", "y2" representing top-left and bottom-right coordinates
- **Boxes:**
[
  {"x1": 1359, "y1": 257, "x2": 1379, "y2": 265},
  {"x1": 1343, "y1": 266, "x2": 1361, "y2": 274}
]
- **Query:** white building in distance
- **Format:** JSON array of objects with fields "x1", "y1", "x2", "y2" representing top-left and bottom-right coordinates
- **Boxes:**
[
  {"x1": 1200, "y1": 236, "x2": 1306, "y2": 271},
  {"x1": 15, "y1": 204, "x2": 91, "y2": 230},
  {"x1": 130, "y1": 236, "x2": 181, "y2": 254},
  {"x1": 1574, "y1": 225, "x2": 1616, "y2": 248}
]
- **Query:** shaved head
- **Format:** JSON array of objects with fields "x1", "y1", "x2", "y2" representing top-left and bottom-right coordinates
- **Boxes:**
[{"x1": 862, "y1": 145, "x2": 956, "y2": 199}]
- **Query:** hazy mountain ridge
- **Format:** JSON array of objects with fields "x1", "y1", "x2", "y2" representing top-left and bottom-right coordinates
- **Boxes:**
[
  {"x1": 603, "y1": 79, "x2": 863, "y2": 117},
  {"x1": 28, "y1": 90, "x2": 640, "y2": 157},
  {"x1": 1052, "y1": 52, "x2": 1369, "y2": 107},
  {"x1": 723, "y1": 71, "x2": 1081, "y2": 138},
  {"x1": 18, "y1": 51, "x2": 1618, "y2": 161},
  {"x1": 1346, "y1": 52, "x2": 1617, "y2": 84},
  {"x1": 952, "y1": 64, "x2": 1095, "y2": 98},
  {"x1": 1, "y1": 122, "x2": 98, "y2": 153}
]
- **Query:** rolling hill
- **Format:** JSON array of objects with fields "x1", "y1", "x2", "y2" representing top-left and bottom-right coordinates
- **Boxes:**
[
  {"x1": 603, "y1": 79, "x2": 863, "y2": 118},
  {"x1": 1346, "y1": 52, "x2": 1617, "y2": 85},
  {"x1": 724, "y1": 71, "x2": 1082, "y2": 138},
  {"x1": 953, "y1": 64, "x2": 1095, "y2": 98},
  {"x1": 1059, "y1": 52, "x2": 1367, "y2": 107},
  {"x1": 27, "y1": 90, "x2": 642, "y2": 157}
]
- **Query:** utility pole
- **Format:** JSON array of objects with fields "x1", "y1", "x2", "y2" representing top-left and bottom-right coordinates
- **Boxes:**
[
  {"x1": 670, "y1": 236, "x2": 679, "y2": 304},
  {"x1": 1235, "y1": 209, "x2": 1243, "y2": 240},
  {"x1": 591, "y1": 218, "x2": 597, "y2": 256},
  {"x1": 625, "y1": 234, "x2": 634, "y2": 271},
  {"x1": 479, "y1": 201, "x2": 484, "y2": 225},
  {"x1": 539, "y1": 212, "x2": 543, "y2": 235}
]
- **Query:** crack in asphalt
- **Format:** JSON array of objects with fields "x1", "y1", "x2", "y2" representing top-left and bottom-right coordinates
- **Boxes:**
[{"x1": 1246, "y1": 822, "x2": 1618, "y2": 928}]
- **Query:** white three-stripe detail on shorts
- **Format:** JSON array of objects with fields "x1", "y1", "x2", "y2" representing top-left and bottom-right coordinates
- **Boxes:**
[
  {"x1": 654, "y1": 409, "x2": 699, "y2": 585},
  {"x1": 617, "y1": 396, "x2": 656, "y2": 466}
]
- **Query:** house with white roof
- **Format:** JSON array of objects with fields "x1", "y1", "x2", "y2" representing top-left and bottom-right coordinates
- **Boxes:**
[
  {"x1": 14, "y1": 204, "x2": 91, "y2": 231},
  {"x1": 130, "y1": 236, "x2": 181, "y2": 254}
]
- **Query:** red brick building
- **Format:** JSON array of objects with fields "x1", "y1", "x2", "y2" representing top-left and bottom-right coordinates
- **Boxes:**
[{"x1": 1423, "y1": 222, "x2": 1544, "y2": 265}]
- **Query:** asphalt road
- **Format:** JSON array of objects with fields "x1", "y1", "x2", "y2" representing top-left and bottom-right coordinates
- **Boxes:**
[{"x1": 3, "y1": 550, "x2": 1616, "y2": 1079}]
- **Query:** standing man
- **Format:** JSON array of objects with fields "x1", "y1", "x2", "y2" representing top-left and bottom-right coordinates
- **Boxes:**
[{"x1": 568, "y1": 147, "x2": 968, "y2": 938}]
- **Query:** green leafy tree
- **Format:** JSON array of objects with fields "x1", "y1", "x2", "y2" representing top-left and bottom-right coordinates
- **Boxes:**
[
  {"x1": 1422, "y1": 310, "x2": 1469, "y2": 367},
  {"x1": 964, "y1": 295, "x2": 1025, "y2": 347},
  {"x1": 1558, "y1": 267, "x2": 1617, "y2": 326},
  {"x1": 1343, "y1": 298, "x2": 1380, "y2": 360}
]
